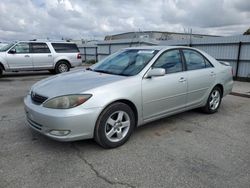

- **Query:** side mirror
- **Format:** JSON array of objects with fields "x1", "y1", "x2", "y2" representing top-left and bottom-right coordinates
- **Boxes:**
[
  {"x1": 8, "y1": 49, "x2": 16, "y2": 54},
  {"x1": 146, "y1": 68, "x2": 165, "y2": 78}
]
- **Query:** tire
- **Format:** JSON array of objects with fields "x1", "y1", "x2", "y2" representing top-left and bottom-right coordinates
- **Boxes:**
[
  {"x1": 94, "y1": 102, "x2": 135, "y2": 149},
  {"x1": 55, "y1": 61, "x2": 70, "y2": 74},
  {"x1": 201, "y1": 86, "x2": 222, "y2": 114},
  {"x1": 0, "y1": 67, "x2": 3, "y2": 77}
]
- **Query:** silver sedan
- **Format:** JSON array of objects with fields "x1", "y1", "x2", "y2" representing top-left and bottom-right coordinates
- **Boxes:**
[{"x1": 24, "y1": 46, "x2": 233, "y2": 148}]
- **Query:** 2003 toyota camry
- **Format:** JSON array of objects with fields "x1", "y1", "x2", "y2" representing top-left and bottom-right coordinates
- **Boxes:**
[{"x1": 24, "y1": 46, "x2": 233, "y2": 148}]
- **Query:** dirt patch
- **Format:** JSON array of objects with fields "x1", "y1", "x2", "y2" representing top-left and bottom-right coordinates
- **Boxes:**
[
  {"x1": 185, "y1": 130, "x2": 192, "y2": 133},
  {"x1": 1, "y1": 96, "x2": 24, "y2": 106}
]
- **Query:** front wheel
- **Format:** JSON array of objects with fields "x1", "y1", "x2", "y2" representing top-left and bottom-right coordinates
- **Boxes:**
[
  {"x1": 201, "y1": 86, "x2": 222, "y2": 114},
  {"x1": 94, "y1": 102, "x2": 135, "y2": 148}
]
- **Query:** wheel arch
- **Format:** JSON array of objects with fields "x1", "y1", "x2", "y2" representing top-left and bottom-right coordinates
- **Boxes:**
[
  {"x1": 55, "y1": 59, "x2": 71, "y2": 68},
  {"x1": 97, "y1": 99, "x2": 139, "y2": 127},
  {"x1": 0, "y1": 62, "x2": 5, "y2": 70},
  {"x1": 214, "y1": 83, "x2": 224, "y2": 97}
]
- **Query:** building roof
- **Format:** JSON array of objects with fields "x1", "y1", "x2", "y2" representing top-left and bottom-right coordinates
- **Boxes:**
[{"x1": 105, "y1": 31, "x2": 220, "y2": 40}]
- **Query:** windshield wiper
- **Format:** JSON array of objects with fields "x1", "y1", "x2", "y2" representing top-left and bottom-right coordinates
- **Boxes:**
[
  {"x1": 115, "y1": 73, "x2": 129, "y2": 76},
  {"x1": 93, "y1": 69, "x2": 128, "y2": 76},
  {"x1": 86, "y1": 67, "x2": 93, "y2": 71},
  {"x1": 93, "y1": 69, "x2": 113, "y2": 74}
]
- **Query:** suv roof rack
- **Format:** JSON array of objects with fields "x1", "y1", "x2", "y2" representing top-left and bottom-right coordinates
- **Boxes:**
[{"x1": 28, "y1": 39, "x2": 71, "y2": 42}]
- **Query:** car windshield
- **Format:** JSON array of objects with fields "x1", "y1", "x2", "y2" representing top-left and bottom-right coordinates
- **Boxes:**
[
  {"x1": 0, "y1": 43, "x2": 14, "y2": 52},
  {"x1": 91, "y1": 49, "x2": 159, "y2": 76}
]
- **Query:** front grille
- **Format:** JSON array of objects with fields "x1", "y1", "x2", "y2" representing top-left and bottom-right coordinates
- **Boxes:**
[{"x1": 31, "y1": 92, "x2": 48, "y2": 104}]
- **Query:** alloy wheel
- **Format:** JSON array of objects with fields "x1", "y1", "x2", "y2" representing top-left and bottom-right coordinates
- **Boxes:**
[
  {"x1": 105, "y1": 111, "x2": 130, "y2": 142},
  {"x1": 58, "y1": 63, "x2": 68, "y2": 73},
  {"x1": 209, "y1": 89, "x2": 221, "y2": 110}
]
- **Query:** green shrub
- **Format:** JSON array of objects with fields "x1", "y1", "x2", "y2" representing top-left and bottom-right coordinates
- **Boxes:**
[{"x1": 86, "y1": 59, "x2": 97, "y2": 64}]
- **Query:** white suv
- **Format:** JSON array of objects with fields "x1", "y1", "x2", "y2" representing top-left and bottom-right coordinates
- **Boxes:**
[{"x1": 0, "y1": 41, "x2": 82, "y2": 77}]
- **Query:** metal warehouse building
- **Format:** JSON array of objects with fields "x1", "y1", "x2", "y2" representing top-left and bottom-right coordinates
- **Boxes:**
[{"x1": 104, "y1": 31, "x2": 219, "y2": 41}]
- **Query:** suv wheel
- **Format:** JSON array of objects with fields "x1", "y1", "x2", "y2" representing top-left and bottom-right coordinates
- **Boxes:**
[
  {"x1": 94, "y1": 102, "x2": 135, "y2": 148},
  {"x1": 55, "y1": 61, "x2": 70, "y2": 74}
]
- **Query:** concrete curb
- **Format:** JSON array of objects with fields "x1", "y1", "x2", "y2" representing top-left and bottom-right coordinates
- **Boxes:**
[{"x1": 230, "y1": 92, "x2": 250, "y2": 98}]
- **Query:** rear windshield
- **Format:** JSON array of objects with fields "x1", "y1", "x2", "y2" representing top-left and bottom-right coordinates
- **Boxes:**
[{"x1": 51, "y1": 43, "x2": 79, "y2": 53}]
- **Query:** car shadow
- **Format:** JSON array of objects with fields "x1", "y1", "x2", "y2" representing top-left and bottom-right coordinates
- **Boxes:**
[
  {"x1": 2, "y1": 71, "x2": 52, "y2": 78},
  {"x1": 28, "y1": 109, "x2": 204, "y2": 152}
]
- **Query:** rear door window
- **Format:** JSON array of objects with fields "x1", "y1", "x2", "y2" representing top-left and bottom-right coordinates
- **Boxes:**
[
  {"x1": 51, "y1": 43, "x2": 79, "y2": 53},
  {"x1": 183, "y1": 50, "x2": 208, "y2": 70},
  {"x1": 31, "y1": 43, "x2": 51, "y2": 53}
]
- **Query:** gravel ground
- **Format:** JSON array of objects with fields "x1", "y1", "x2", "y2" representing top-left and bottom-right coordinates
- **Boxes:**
[{"x1": 0, "y1": 70, "x2": 250, "y2": 188}]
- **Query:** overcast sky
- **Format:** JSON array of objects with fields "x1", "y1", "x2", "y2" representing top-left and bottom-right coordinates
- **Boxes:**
[{"x1": 0, "y1": 0, "x2": 250, "y2": 41}]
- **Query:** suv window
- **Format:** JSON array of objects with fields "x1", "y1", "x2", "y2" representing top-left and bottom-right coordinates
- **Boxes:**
[
  {"x1": 51, "y1": 43, "x2": 79, "y2": 53},
  {"x1": 153, "y1": 50, "x2": 183, "y2": 73},
  {"x1": 12, "y1": 43, "x2": 30, "y2": 53},
  {"x1": 31, "y1": 43, "x2": 51, "y2": 53},
  {"x1": 183, "y1": 49, "x2": 209, "y2": 70}
]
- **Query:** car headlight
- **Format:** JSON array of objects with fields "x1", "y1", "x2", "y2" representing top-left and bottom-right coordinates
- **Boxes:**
[{"x1": 43, "y1": 94, "x2": 92, "y2": 109}]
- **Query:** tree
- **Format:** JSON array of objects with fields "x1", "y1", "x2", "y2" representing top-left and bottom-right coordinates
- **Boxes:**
[{"x1": 243, "y1": 28, "x2": 250, "y2": 35}]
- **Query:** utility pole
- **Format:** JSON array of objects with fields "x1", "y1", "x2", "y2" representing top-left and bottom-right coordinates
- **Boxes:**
[{"x1": 189, "y1": 28, "x2": 192, "y2": 47}]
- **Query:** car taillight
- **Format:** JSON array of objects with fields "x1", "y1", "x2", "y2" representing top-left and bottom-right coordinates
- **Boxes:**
[{"x1": 77, "y1": 53, "x2": 81, "y2": 59}]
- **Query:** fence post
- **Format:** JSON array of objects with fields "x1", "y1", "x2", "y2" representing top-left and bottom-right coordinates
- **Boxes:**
[
  {"x1": 83, "y1": 47, "x2": 86, "y2": 62},
  {"x1": 109, "y1": 44, "x2": 111, "y2": 55},
  {"x1": 235, "y1": 41, "x2": 242, "y2": 79},
  {"x1": 95, "y1": 47, "x2": 98, "y2": 62}
]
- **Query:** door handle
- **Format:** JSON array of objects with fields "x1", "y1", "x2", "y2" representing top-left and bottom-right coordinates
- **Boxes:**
[
  {"x1": 210, "y1": 71, "x2": 216, "y2": 76},
  {"x1": 179, "y1": 77, "x2": 186, "y2": 82},
  {"x1": 24, "y1": 55, "x2": 30, "y2": 58},
  {"x1": 48, "y1": 55, "x2": 52, "y2": 57}
]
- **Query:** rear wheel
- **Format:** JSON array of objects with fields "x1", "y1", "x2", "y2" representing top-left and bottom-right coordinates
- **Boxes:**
[
  {"x1": 55, "y1": 61, "x2": 70, "y2": 74},
  {"x1": 202, "y1": 86, "x2": 222, "y2": 114},
  {"x1": 94, "y1": 102, "x2": 135, "y2": 148}
]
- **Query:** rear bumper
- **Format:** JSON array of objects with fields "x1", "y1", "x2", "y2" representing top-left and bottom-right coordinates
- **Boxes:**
[
  {"x1": 24, "y1": 95, "x2": 102, "y2": 141},
  {"x1": 223, "y1": 80, "x2": 233, "y2": 97},
  {"x1": 70, "y1": 60, "x2": 82, "y2": 67}
]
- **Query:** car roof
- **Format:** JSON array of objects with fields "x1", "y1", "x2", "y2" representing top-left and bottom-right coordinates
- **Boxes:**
[{"x1": 125, "y1": 45, "x2": 196, "y2": 51}]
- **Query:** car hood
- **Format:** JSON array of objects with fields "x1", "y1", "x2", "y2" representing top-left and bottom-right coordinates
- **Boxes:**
[
  {"x1": 32, "y1": 70, "x2": 127, "y2": 98},
  {"x1": 0, "y1": 52, "x2": 5, "y2": 56}
]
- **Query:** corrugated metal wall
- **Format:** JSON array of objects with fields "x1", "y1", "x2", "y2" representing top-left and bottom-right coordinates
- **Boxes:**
[
  {"x1": 78, "y1": 44, "x2": 98, "y2": 62},
  {"x1": 77, "y1": 39, "x2": 157, "y2": 62},
  {"x1": 77, "y1": 35, "x2": 250, "y2": 79}
]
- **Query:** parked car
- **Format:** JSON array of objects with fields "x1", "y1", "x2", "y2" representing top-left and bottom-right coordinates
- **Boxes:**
[
  {"x1": 24, "y1": 46, "x2": 233, "y2": 148},
  {"x1": 0, "y1": 41, "x2": 82, "y2": 77}
]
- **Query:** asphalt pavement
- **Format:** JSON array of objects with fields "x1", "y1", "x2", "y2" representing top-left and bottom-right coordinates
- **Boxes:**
[{"x1": 0, "y1": 69, "x2": 250, "y2": 188}]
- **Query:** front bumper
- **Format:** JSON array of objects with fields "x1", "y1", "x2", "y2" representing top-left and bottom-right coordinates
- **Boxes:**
[{"x1": 24, "y1": 95, "x2": 102, "y2": 141}]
